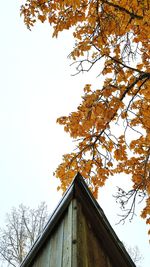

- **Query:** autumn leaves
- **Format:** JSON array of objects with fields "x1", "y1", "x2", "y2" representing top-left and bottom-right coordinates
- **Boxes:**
[{"x1": 21, "y1": 0, "x2": 150, "y2": 234}]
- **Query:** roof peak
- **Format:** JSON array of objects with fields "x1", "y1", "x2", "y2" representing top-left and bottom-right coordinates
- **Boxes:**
[{"x1": 20, "y1": 172, "x2": 136, "y2": 267}]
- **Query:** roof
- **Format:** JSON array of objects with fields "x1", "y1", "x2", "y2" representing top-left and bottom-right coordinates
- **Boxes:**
[{"x1": 20, "y1": 173, "x2": 136, "y2": 267}]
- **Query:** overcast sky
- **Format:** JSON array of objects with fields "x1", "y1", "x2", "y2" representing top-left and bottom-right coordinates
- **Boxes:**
[{"x1": 0, "y1": 1, "x2": 149, "y2": 266}]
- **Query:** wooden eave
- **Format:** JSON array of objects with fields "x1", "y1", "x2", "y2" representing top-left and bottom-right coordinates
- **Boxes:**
[{"x1": 20, "y1": 173, "x2": 136, "y2": 267}]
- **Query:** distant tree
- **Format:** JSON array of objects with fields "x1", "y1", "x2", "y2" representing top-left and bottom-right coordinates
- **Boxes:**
[
  {"x1": 126, "y1": 245, "x2": 143, "y2": 267},
  {"x1": 0, "y1": 202, "x2": 48, "y2": 267}
]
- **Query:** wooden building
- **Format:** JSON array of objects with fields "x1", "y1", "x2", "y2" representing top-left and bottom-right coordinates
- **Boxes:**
[{"x1": 20, "y1": 173, "x2": 136, "y2": 267}]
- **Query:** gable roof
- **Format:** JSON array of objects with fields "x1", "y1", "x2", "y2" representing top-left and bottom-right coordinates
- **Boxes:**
[{"x1": 20, "y1": 173, "x2": 136, "y2": 267}]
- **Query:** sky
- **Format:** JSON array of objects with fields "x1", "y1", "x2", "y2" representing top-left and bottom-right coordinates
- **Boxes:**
[{"x1": 0, "y1": 1, "x2": 149, "y2": 266}]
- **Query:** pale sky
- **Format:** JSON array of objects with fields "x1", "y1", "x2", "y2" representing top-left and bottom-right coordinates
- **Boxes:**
[{"x1": 0, "y1": 1, "x2": 149, "y2": 266}]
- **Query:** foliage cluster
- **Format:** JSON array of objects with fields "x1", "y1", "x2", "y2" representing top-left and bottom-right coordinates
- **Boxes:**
[{"x1": 21, "y1": 0, "x2": 150, "y2": 234}]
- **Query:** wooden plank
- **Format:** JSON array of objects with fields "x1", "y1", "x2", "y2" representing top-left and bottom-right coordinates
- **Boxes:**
[
  {"x1": 46, "y1": 230, "x2": 56, "y2": 267},
  {"x1": 31, "y1": 259, "x2": 37, "y2": 267},
  {"x1": 55, "y1": 220, "x2": 64, "y2": 267},
  {"x1": 86, "y1": 215, "x2": 106, "y2": 266},
  {"x1": 62, "y1": 202, "x2": 72, "y2": 267},
  {"x1": 106, "y1": 256, "x2": 113, "y2": 267},
  {"x1": 30, "y1": 235, "x2": 52, "y2": 267},
  {"x1": 48, "y1": 219, "x2": 64, "y2": 267},
  {"x1": 72, "y1": 199, "x2": 77, "y2": 267},
  {"x1": 44, "y1": 240, "x2": 51, "y2": 267},
  {"x1": 39, "y1": 240, "x2": 51, "y2": 267},
  {"x1": 32, "y1": 247, "x2": 43, "y2": 267},
  {"x1": 77, "y1": 200, "x2": 88, "y2": 267}
]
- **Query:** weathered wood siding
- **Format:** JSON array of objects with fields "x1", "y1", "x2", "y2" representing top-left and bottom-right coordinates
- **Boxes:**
[
  {"x1": 30, "y1": 200, "x2": 77, "y2": 267},
  {"x1": 77, "y1": 200, "x2": 113, "y2": 267},
  {"x1": 29, "y1": 199, "x2": 112, "y2": 267}
]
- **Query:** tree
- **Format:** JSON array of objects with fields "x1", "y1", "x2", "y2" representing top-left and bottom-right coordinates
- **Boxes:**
[
  {"x1": 21, "y1": 1, "x2": 150, "y2": 234},
  {"x1": 126, "y1": 245, "x2": 143, "y2": 267},
  {"x1": 0, "y1": 202, "x2": 48, "y2": 267}
]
